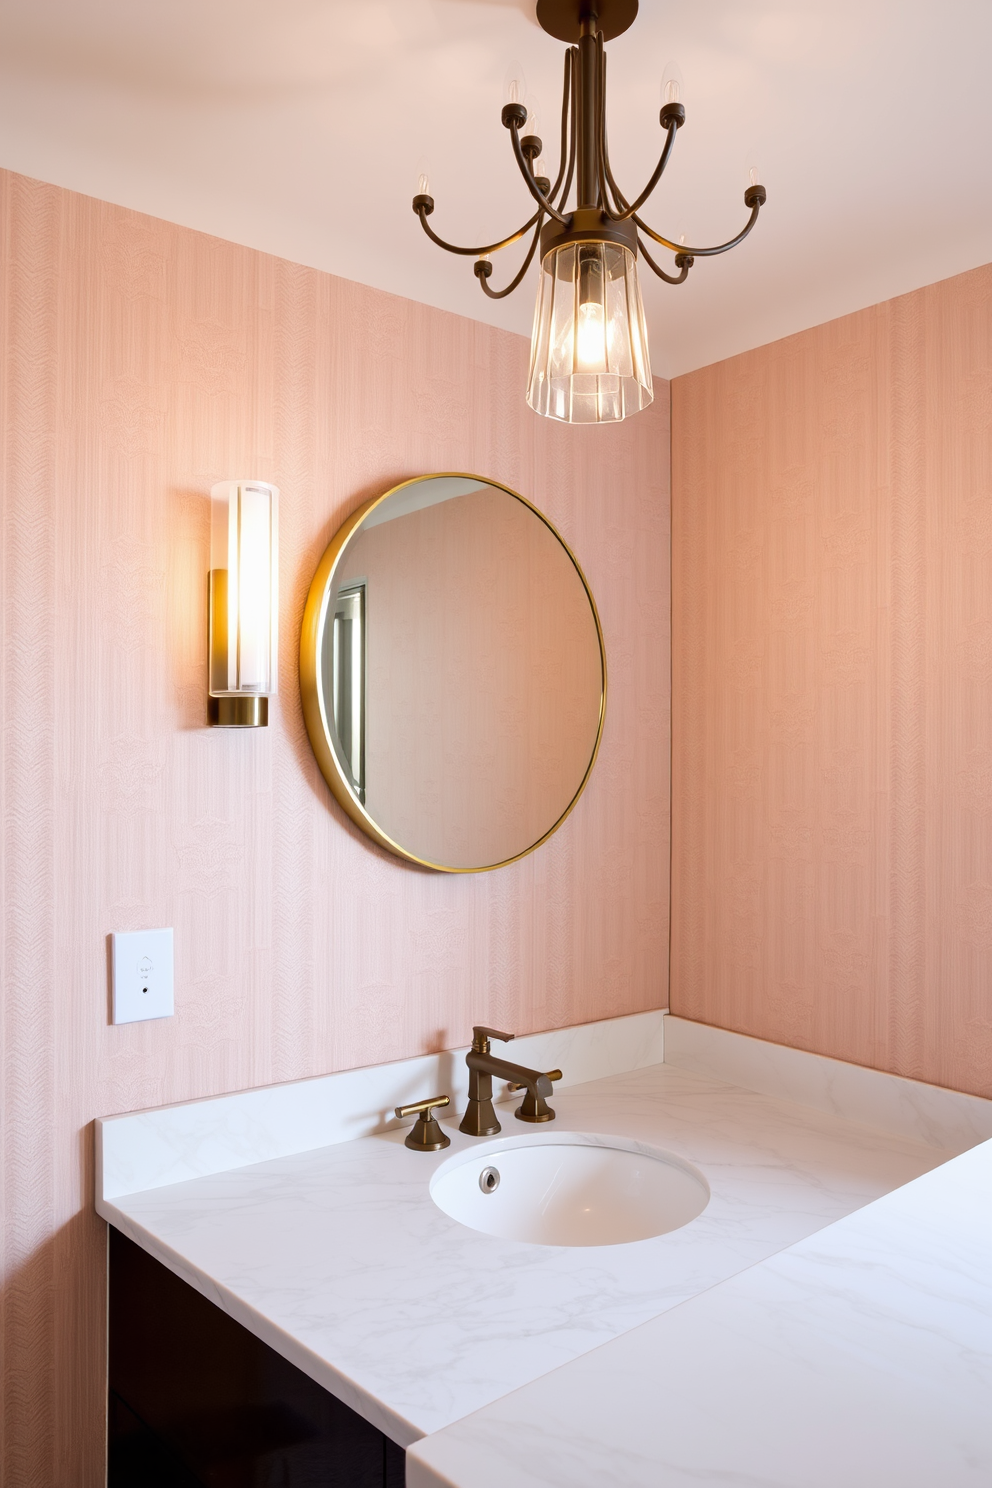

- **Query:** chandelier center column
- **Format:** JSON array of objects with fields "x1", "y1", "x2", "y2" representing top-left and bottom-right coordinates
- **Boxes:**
[{"x1": 577, "y1": 14, "x2": 601, "y2": 209}]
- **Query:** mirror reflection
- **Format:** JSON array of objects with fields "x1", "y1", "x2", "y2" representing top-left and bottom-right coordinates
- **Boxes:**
[{"x1": 301, "y1": 475, "x2": 605, "y2": 872}]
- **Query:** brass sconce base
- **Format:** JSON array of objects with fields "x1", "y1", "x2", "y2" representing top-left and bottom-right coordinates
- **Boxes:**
[{"x1": 208, "y1": 696, "x2": 268, "y2": 728}]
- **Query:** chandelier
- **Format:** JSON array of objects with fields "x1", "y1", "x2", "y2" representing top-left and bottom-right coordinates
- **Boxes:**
[{"x1": 412, "y1": 0, "x2": 766, "y2": 425}]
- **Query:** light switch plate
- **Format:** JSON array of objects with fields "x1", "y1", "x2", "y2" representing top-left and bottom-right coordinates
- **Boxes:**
[{"x1": 111, "y1": 928, "x2": 174, "y2": 1024}]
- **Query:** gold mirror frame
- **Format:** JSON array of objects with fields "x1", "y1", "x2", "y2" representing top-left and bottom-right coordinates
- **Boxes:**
[{"x1": 299, "y1": 473, "x2": 607, "y2": 873}]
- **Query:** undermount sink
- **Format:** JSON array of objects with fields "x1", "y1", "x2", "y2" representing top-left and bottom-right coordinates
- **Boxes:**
[{"x1": 430, "y1": 1134, "x2": 710, "y2": 1247}]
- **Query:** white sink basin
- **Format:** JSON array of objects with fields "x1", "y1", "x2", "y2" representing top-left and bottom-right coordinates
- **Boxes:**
[{"x1": 430, "y1": 1134, "x2": 710, "y2": 1247}]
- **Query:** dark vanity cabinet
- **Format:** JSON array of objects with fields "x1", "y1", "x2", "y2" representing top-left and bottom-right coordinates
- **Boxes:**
[{"x1": 108, "y1": 1228, "x2": 405, "y2": 1487}]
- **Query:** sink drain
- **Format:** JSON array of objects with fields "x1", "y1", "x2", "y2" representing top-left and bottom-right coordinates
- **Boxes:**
[{"x1": 479, "y1": 1165, "x2": 500, "y2": 1194}]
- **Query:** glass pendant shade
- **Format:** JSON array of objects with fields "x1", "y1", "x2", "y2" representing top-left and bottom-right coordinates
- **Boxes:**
[
  {"x1": 209, "y1": 480, "x2": 279, "y2": 705},
  {"x1": 526, "y1": 240, "x2": 653, "y2": 424}
]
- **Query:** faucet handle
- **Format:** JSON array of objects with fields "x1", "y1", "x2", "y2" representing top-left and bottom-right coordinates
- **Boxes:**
[
  {"x1": 511, "y1": 1070, "x2": 562, "y2": 1125},
  {"x1": 471, "y1": 1025, "x2": 514, "y2": 1053},
  {"x1": 394, "y1": 1094, "x2": 451, "y2": 1151},
  {"x1": 507, "y1": 1068, "x2": 562, "y2": 1093}
]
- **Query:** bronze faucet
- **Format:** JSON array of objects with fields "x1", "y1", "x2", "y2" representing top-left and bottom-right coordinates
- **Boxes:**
[{"x1": 459, "y1": 1026, "x2": 557, "y2": 1136}]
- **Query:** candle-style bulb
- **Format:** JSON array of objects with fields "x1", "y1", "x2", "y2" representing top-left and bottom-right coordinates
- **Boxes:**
[
  {"x1": 504, "y1": 64, "x2": 527, "y2": 107},
  {"x1": 661, "y1": 62, "x2": 684, "y2": 107},
  {"x1": 417, "y1": 173, "x2": 430, "y2": 197},
  {"x1": 749, "y1": 166, "x2": 759, "y2": 187}
]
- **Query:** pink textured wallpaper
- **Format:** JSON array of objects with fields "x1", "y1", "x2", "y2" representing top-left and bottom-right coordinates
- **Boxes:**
[
  {"x1": 0, "y1": 168, "x2": 670, "y2": 1484},
  {"x1": 672, "y1": 261, "x2": 992, "y2": 1100},
  {"x1": 341, "y1": 488, "x2": 602, "y2": 866}
]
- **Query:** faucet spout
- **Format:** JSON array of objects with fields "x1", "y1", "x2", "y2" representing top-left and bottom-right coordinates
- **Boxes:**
[
  {"x1": 467, "y1": 1050, "x2": 553, "y2": 1098},
  {"x1": 458, "y1": 1025, "x2": 556, "y2": 1135}
]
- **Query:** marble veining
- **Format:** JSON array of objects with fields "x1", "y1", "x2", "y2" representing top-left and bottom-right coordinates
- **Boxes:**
[
  {"x1": 665, "y1": 1016, "x2": 992, "y2": 1151},
  {"x1": 407, "y1": 1135, "x2": 992, "y2": 1487},
  {"x1": 98, "y1": 1057, "x2": 960, "y2": 1447}
]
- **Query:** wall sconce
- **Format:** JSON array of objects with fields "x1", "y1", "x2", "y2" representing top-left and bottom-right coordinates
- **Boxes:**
[{"x1": 208, "y1": 479, "x2": 279, "y2": 727}]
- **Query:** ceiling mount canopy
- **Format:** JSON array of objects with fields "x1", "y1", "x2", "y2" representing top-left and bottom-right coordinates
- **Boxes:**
[
  {"x1": 535, "y1": 0, "x2": 639, "y2": 44},
  {"x1": 413, "y1": 0, "x2": 767, "y2": 424}
]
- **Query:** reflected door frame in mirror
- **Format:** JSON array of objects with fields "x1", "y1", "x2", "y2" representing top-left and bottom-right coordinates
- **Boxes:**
[{"x1": 299, "y1": 473, "x2": 607, "y2": 873}]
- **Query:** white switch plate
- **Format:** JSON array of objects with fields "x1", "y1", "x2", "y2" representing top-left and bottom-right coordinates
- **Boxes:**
[{"x1": 111, "y1": 928, "x2": 174, "y2": 1024}]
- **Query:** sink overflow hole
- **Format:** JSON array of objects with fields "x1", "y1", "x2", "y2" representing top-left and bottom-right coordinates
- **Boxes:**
[{"x1": 479, "y1": 1166, "x2": 500, "y2": 1194}]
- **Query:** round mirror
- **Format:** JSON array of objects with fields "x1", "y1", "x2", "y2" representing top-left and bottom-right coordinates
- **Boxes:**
[{"x1": 300, "y1": 474, "x2": 606, "y2": 872}]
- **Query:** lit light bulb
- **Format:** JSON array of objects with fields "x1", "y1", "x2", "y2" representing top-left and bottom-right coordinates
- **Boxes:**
[
  {"x1": 529, "y1": 240, "x2": 653, "y2": 423},
  {"x1": 417, "y1": 172, "x2": 430, "y2": 197},
  {"x1": 749, "y1": 166, "x2": 759, "y2": 187},
  {"x1": 576, "y1": 301, "x2": 607, "y2": 372}
]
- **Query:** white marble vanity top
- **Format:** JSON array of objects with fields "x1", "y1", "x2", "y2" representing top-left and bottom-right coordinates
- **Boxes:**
[
  {"x1": 407, "y1": 1133, "x2": 992, "y2": 1487},
  {"x1": 95, "y1": 1013, "x2": 989, "y2": 1458}
]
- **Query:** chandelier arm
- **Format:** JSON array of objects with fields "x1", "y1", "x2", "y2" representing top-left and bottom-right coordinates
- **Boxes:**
[
  {"x1": 594, "y1": 38, "x2": 626, "y2": 215},
  {"x1": 596, "y1": 47, "x2": 635, "y2": 217},
  {"x1": 509, "y1": 121, "x2": 570, "y2": 225},
  {"x1": 595, "y1": 38, "x2": 679, "y2": 223},
  {"x1": 636, "y1": 235, "x2": 691, "y2": 285},
  {"x1": 546, "y1": 48, "x2": 573, "y2": 205},
  {"x1": 634, "y1": 198, "x2": 763, "y2": 257},
  {"x1": 600, "y1": 141, "x2": 629, "y2": 217},
  {"x1": 607, "y1": 123, "x2": 679, "y2": 221},
  {"x1": 552, "y1": 49, "x2": 579, "y2": 213},
  {"x1": 415, "y1": 205, "x2": 543, "y2": 257},
  {"x1": 475, "y1": 216, "x2": 545, "y2": 300}
]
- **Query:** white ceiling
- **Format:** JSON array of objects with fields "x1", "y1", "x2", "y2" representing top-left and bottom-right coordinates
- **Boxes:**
[{"x1": 0, "y1": 0, "x2": 990, "y2": 378}]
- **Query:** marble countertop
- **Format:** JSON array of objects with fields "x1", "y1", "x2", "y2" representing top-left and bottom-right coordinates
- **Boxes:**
[
  {"x1": 98, "y1": 1055, "x2": 957, "y2": 1449},
  {"x1": 407, "y1": 1133, "x2": 992, "y2": 1488}
]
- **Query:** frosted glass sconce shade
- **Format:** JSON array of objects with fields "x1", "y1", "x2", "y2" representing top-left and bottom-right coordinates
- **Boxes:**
[
  {"x1": 526, "y1": 241, "x2": 653, "y2": 424},
  {"x1": 208, "y1": 479, "x2": 279, "y2": 727}
]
